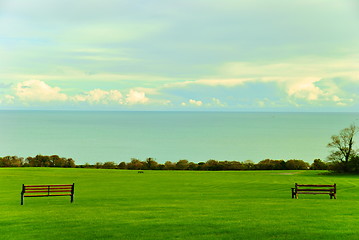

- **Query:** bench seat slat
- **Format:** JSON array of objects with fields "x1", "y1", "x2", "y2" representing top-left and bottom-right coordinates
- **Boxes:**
[
  {"x1": 297, "y1": 189, "x2": 334, "y2": 192},
  {"x1": 24, "y1": 194, "x2": 72, "y2": 197},
  {"x1": 25, "y1": 187, "x2": 72, "y2": 190},
  {"x1": 24, "y1": 190, "x2": 72, "y2": 193},
  {"x1": 24, "y1": 184, "x2": 73, "y2": 187},
  {"x1": 296, "y1": 185, "x2": 334, "y2": 187},
  {"x1": 297, "y1": 192, "x2": 334, "y2": 194}
]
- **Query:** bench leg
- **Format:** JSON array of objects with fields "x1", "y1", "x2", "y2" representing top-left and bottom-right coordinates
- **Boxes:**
[
  {"x1": 71, "y1": 183, "x2": 74, "y2": 203},
  {"x1": 291, "y1": 188, "x2": 296, "y2": 199},
  {"x1": 21, "y1": 194, "x2": 24, "y2": 205}
]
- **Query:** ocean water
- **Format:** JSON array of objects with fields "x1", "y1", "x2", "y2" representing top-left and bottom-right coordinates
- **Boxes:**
[{"x1": 1, "y1": 111, "x2": 359, "y2": 165}]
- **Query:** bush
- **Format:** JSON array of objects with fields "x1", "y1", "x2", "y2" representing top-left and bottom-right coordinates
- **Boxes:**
[
  {"x1": 285, "y1": 160, "x2": 309, "y2": 170},
  {"x1": 256, "y1": 159, "x2": 286, "y2": 170},
  {"x1": 103, "y1": 161, "x2": 117, "y2": 169},
  {"x1": 310, "y1": 159, "x2": 327, "y2": 170}
]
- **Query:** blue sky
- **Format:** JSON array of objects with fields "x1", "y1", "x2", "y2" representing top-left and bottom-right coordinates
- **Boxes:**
[{"x1": 1, "y1": 0, "x2": 359, "y2": 111}]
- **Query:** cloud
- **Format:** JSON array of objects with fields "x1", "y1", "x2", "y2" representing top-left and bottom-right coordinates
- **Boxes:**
[
  {"x1": 184, "y1": 99, "x2": 203, "y2": 107},
  {"x1": 126, "y1": 90, "x2": 149, "y2": 104},
  {"x1": 219, "y1": 56, "x2": 359, "y2": 82},
  {"x1": 73, "y1": 89, "x2": 151, "y2": 105},
  {"x1": 73, "y1": 89, "x2": 123, "y2": 104},
  {"x1": 15, "y1": 80, "x2": 68, "y2": 102},
  {"x1": 211, "y1": 98, "x2": 226, "y2": 107},
  {"x1": 286, "y1": 77, "x2": 323, "y2": 101},
  {"x1": 6, "y1": 80, "x2": 154, "y2": 107},
  {"x1": 0, "y1": 95, "x2": 15, "y2": 104},
  {"x1": 163, "y1": 78, "x2": 252, "y2": 89},
  {"x1": 173, "y1": 57, "x2": 359, "y2": 106},
  {"x1": 283, "y1": 77, "x2": 356, "y2": 106}
]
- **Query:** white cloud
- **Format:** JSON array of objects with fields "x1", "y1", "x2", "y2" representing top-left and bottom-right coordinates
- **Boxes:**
[
  {"x1": 163, "y1": 78, "x2": 251, "y2": 89},
  {"x1": 5, "y1": 95, "x2": 15, "y2": 103},
  {"x1": 15, "y1": 80, "x2": 68, "y2": 102},
  {"x1": 220, "y1": 56, "x2": 359, "y2": 79},
  {"x1": 284, "y1": 77, "x2": 356, "y2": 106},
  {"x1": 0, "y1": 95, "x2": 15, "y2": 104},
  {"x1": 72, "y1": 88, "x2": 156, "y2": 105},
  {"x1": 332, "y1": 95, "x2": 344, "y2": 103},
  {"x1": 257, "y1": 100, "x2": 266, "y2": 108},
  {"x1": 7, "y1": 80, "x2": 155, "y2": 107},
  {"x1": 181, "y1": 99, "x2": 204, "y2": 107},
  {"x1": 286, "y1": 77, "x2": 323, "y2": 101},
  {"x1": 332, "y1": 95, "x2": 354, "y2": 106},
  {"x1": 126, "y1": 90, "x2": 149, "y2": 104},
  {"x1": 211, "y1": 98, "x2": 226, "y2": 107},
  {"x1": 336, "y1": 102, "x2": 347, "y2": 106},
  {"x1": 195, "y1": 78, "x2": 251, "y2": 87},
  {"x1": 255, "y1": 98, "x2": 283, "y2": 108},
  {"x1": 73, "y1": 89, "x2": 123, "y2": 104},
  {"x1": 188, "y1": 99, "x2": 203, "y2": 107}
]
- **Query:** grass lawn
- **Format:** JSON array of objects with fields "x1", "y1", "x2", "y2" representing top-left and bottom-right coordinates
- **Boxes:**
[{"x1": 1, "y1": 168, "x2": 359, "y2": 239}]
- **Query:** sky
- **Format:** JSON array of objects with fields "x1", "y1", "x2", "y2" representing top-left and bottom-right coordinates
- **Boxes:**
[{"x1": 0, "y1": 0, "x2": 359, "y2": 111}]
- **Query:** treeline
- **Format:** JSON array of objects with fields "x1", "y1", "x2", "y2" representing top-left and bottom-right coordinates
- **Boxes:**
[
  {"x1": 0, "y1": 155, "x2": 75, "y2": 167},
  {"x1": 83, "y1": 158, "x2": 328, "y2": 171},
  {"x1": 0, "y1": 155, "x2": 329, "y2": 171}
]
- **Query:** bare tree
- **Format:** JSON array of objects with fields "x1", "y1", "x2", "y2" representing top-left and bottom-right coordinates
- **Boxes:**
[{"x1": 327, "y1": 124, "x2": 358, "y2": 166}]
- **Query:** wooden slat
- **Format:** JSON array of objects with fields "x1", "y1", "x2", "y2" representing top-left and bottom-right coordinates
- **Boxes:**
[
  {"x1": 296, "y1": 184, "x2": 334, "y2": 187},
  {"x1": 51, "y1": 190, "x2": 71, "y2": 192},
  {"x1": 25, "y1": 187, "x2": 72, "y2": 189},
  {"x1": 24, "y1": 190, "x2": 72, "y2": 194},
  {"x1": 25, "y1": 187, "x2": 72, "y2": 190},
  {"x1": 297, "y1": 192, "x2": 334, "y2": 194},
  {"x1": 297, "y1": 189, "x2": 333, "y2": 192},
  {"x1": 24, "y1": 184, "x2": 73, "y2": 187},
  {"x1": 25, "y1": 187, "x2": 49, "y2": 191},
  {"x1": 24, "y1": 194, "x2": 72, "y2": 197},
  {"x1": 24, "y1": 188, "x2": 72, "y2": 193}
]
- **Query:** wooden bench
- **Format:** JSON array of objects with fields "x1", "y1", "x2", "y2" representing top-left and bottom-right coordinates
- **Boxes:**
[
  {"x1": 21, "y1": 183, "x2": 75, "y2": 205},
  {"x1": 291, "y1": 183, "x2": 336, "y2": 199}
]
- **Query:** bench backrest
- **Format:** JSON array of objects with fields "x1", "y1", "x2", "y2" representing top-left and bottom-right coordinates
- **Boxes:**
[
  {"x1": 22, "y1": 184, "x2": 74, "y2": 196},
  {"x1": 295, "y1": 183, "x2": 336, "y2": 192}
]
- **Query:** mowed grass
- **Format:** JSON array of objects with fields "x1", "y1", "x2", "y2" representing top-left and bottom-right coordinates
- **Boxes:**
[{"x1": 1, "y1": 168, "x2": 359, "y2": 239}]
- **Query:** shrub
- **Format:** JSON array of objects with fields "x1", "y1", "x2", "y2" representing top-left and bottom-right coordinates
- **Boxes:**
[
  {"x1": 310, "y1": 159, "x2": 327, "y2": 170},
  {"x1": 285, "y1": 160, "x2": 309, "y2": 170}
]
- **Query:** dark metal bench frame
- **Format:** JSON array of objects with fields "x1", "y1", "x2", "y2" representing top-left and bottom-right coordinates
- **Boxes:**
[
  {"x1": 21, "y1": 183, "x2": 75, "y2": 205},
  {"x1": 291, "y1": 183, "x2": 336, "y2": 199}
]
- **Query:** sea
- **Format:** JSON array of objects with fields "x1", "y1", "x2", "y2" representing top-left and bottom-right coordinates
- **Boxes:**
[{"x1": 1, "y1": 111, "x2": 359, "y2": 165}]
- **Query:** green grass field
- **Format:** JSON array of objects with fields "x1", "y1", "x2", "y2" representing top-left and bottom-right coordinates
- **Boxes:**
[{"x1": 1, "y1": 168, "x2": 359, "y2": 240}]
